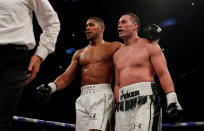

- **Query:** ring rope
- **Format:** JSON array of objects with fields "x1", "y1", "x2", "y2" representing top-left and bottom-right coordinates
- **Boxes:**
[
  {"x1": 13, "y1": 116, "x2": 204, "y2": 128},
  {"x1": 163, "y1": 122, "x2": 204, "y2": 127},
  {"x1": 13, "y1": 116, "x2": 75, "y2": 128}
]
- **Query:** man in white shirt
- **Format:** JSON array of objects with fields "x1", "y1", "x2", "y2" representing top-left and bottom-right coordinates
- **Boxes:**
[{"x1": 0, "y1": 0, "x2": 60, "y2": 130}]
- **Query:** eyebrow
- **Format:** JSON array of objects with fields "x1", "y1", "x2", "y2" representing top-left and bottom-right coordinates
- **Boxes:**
[
  {"x1": 86, "y1": 22, "x2": 95, "y2": 26},
  {"x1": 118, "y1": 19, "x2": 127, "y2": 23}
]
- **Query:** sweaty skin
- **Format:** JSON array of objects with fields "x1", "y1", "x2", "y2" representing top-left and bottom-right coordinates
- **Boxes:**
[
  {"x1": 114, "y1": 15, "x2": 174, "y2": 102},
  {"x1": 54, "y1": 19, "x2": 122, "y2": 90},
  {"x1": 52, "y1": 18, "x2": 122, "y2": 131},
  {"x1": 79, "y1": 42, "x2": 121, "y2": 86},
  {"x1": 114, "y1": 38, "x2": 156, "y2": 87}
]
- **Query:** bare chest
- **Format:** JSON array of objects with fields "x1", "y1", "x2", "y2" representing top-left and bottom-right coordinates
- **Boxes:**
[
  {"x1": 79, "y1": 46, "x2": 114, "y2": 66},
  {"x1": 115, "y1": 46, "x2": 150, "y2": 70}
]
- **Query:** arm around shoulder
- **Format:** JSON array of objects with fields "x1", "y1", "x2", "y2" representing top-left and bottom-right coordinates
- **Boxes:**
[{"x1": 112, "y1": 41, "x2": 123, "y2": 48}]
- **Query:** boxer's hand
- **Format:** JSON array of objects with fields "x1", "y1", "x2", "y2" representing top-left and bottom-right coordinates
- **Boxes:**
[
  {"x1": 34, "y1": 82, "x2": 57, "y2": 104},
  {"x1": 166, "y1": 92, "x2": 183, "y2": 124},
  {"x1": 143, "y1": 24, "x2": 162, "y2": 41}
]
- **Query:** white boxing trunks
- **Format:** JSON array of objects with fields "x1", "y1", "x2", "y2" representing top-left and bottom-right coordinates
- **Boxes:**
[
  {"x1": 115, "y1": 82, "x2": 162, "y2": 131},
  {"x1": 75, "y1": 84, "x2": 114, "y2": 131}
]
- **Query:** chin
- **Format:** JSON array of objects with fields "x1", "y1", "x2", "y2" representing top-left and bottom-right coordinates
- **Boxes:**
[
  {"x1": 119, "y1": 34, "x2": 125, "y2": 39},
  {"x1": 87, "y1": 37, "x2": 94, "y2": 41}
]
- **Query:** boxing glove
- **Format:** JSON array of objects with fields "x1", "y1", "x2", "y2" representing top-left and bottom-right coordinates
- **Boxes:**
[
  {"x1": 166, "y1": 92, "x2": 183, "y2": 124},
  {"x1": 34, "y1": 82, "x2": 57, "y2": 103},
  {"x1": 143, "y1": 24, "x2": 162, "y2": 41}
]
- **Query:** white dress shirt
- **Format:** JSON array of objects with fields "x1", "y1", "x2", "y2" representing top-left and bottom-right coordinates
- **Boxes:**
[{"x1": 0, "y1": 0, "x2": 60, "y2": 60}]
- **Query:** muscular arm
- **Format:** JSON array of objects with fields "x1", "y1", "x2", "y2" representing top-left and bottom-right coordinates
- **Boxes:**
[
  {"x1": 150, "y1": 43, "x2": 183, "y2": 123},
  {"x1": 150, "y1": 43, "x2": 175, "y2": 94},
  {"x1": 54, "y1": 50, "x2": 81, "y2": 90}
]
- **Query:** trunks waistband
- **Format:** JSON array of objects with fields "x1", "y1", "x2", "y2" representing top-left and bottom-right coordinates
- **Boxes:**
[
  {"x1": 115, "y1": 82, "x2": 157, "y2": 112},
  {"x1": 119, "y1": 82, "x2": 155, "y2": 101},
  {"x1": 81, "y1": 84, "x2": 111, "y2": 94}
]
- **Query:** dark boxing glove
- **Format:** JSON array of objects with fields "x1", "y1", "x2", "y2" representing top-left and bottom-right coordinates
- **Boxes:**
[
  {"x1": 166, "y1": 92, "x2": 183, "y2": 124},
  {"x1": 143, "y1": 24, "x2": 162, "y2": 41},
  {"x1": 34, "y1": 82, "x2": 57, "y2": 104}
]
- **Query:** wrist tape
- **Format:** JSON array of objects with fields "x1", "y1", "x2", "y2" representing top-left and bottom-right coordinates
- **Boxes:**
[
  {"x1": 48, "y1": 82, "x2": 57, "y2": 93},
  {"x1": 166, "y1": 92, "x2": 178, "y2": 106}
]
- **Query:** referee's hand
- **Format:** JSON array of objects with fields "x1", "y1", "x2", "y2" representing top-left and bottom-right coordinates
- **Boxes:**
[{"x1": 25, "y1": 55, "x2": 42, "y2": 86}]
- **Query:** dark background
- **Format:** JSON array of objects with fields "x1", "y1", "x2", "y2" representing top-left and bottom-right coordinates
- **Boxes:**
[{"x1": 11, "y1": 0, "x2": 204, "y2": 130}]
